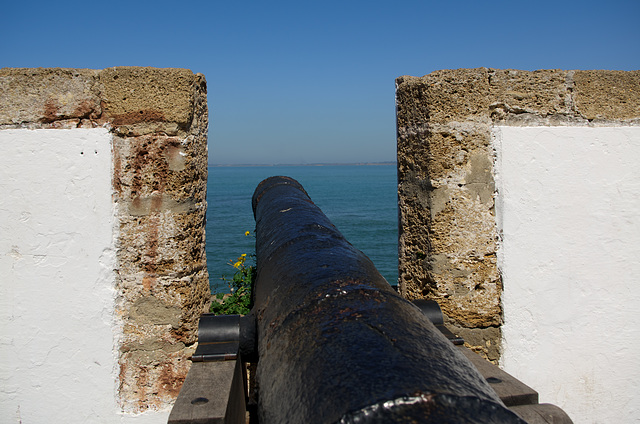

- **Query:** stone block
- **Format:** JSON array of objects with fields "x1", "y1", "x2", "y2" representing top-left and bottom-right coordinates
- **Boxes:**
[
  {"x1": 112, "y1": 133, "x2": 207, "y2": 204},
  {"x1": 0, "y1": 67, "x2": 101, "y2": 125},
  {"x1": 398, "y1": 68, "x2": 492, "y2": 124},
  {"x1": 99, "y1": 67, "x2": 198, "y2": 135},
  {"x1": 118, "y1": 345, "x2": 195, "y2": 413},
  {"x1": 573, "y1": 70, "x2": 640, "y2": 121},
  {"x1": 487, "y1": 69, "x2": 570, "y2": 119}
]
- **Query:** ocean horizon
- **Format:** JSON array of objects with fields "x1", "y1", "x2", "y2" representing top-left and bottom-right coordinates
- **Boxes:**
[
  {"x1": 208, "y1": 161, "x2": 396, "y2": 167},
  {"x1": 206, "y1": 164, "x2": 398, "y2": 292}
]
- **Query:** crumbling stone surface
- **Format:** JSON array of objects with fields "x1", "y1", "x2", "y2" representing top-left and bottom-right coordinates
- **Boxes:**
[
  {"x1": 573, "y1": 70, "x2": 640, "y2": 121},
  {"x1": 396, "y1": 68, "x2": 640, "y2": 359},
  {"x1": 99, "y1": 67, "x2": 198, "y2": 136},
  {"x1": 0, "y1": 67, "x2": 206, "y2": 135},
  {"x1": 0, "y1": 67, "x2": 211, "y2": 412},
  {"x1": 111, "y1": 70, "x2": 210, "y2": 413},
  {"x1": 0, "y1": 68, "x2": 101, "y2": 126}
]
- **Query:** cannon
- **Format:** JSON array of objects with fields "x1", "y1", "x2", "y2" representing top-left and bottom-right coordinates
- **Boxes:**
[
  {"x1": 169, "y1": 176, "x2": 572, "y2": 424},
  {"x1": 249, "y1": 176, "x2": 524, "y2": 423}
]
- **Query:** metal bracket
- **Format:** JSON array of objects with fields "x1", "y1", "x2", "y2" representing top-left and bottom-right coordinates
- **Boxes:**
[
  {"x1": 191, "y1": 312, "x2": 257, "y2": 362},
  {"x1": 412, "y1": 299, "x2": 465, "y2": 345}
]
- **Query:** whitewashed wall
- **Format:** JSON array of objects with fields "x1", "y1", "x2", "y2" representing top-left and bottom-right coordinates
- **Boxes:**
[
  {"x1": 0, "y1": 128, "x2": 167, "y2": 423},
  {"x1": 494, "y1": 126, "x2": 640, "y2": 424}
]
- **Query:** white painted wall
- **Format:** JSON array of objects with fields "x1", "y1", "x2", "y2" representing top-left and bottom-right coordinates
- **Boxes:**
[
  {"x1": 494, "y1": 126, "x2": 640, "y2": 424},
  {"x1": 0, "y1": 129, "x2": 121, "y2": 423},
  {"x1": 0, "y1": 128, "x2": 176, "y2": 423}
]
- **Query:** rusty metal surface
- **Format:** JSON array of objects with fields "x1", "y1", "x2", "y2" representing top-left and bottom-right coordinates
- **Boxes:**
[{"x1": 252, "y1": 176, "x2": 524, "y2": 424}]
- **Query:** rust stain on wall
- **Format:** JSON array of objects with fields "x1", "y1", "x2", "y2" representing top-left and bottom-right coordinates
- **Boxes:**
[
  {"x1": 42, "y1": 98, "x2": 59, "y2": 123},
  {"x1": 73, "y1": 99, "x2": 100, "y2": 119},
  {"x1": 107, "y1": 70, "x2": 210, "y2": 413},
  {"x1": 112, "y1": 110, "x2": 166, "y2": 126}
]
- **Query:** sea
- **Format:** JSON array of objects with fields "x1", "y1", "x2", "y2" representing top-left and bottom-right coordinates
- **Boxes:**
[{"x1": 206, "y1": 164, "x2": 398, "y2": 292}]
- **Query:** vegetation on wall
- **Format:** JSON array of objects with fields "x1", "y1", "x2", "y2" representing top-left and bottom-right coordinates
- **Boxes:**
[{"x1": 210, "y1": 231, "x2": 255, "y2": 315}]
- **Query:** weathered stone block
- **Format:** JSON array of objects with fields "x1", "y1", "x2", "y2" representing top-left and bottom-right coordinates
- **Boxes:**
[
  {"x1": 573, "y1": 70, "x2": 640, "y2": 121},
  {"x1": 116, "y1": 210, "x2": 206, "y2": 278},
  {"x1": 112, "y1": 134, "x2": 207, "y2": 204},
  {"x1": 400, "y1": 69, "x2": 492, "y2": 123},
  {"x1": 118, "y1": 346, "x2": 194, "y2": 413},
  {"x1": 0, "y1": 67, "x2": 101, "y2": 125},
  {"x1": 99, "y1": 67, "x2": 198, "y2": 135},
  {"x1": 487, "y1": 69, "x2": 570, "y2": 119}
]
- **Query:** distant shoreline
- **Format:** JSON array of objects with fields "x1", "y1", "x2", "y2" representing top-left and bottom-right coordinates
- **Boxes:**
[{"x1": 209, "y1": 161, "x2": 396, "y2": 167}]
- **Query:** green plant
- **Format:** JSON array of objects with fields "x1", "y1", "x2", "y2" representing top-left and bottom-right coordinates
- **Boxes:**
[{"x1": 210, "y1": 232, "x2": 255, "y2": 315}]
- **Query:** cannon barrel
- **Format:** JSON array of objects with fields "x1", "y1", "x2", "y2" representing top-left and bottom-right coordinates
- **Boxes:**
[{"x1": 251, "y1": 176, "x2": 525, "y2": 424}]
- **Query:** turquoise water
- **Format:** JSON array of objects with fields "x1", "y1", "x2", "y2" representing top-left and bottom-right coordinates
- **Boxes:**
[{"x1": 206, "y1": 165, "x2": 398, "y2": 292}]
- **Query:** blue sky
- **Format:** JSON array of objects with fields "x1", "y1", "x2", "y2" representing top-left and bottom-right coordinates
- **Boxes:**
[{"x1": 2, "y1": 0, "x2": 638, "y2": 165}]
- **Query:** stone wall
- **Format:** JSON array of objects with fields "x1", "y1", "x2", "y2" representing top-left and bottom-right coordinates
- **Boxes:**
[
  {"x1": 0, "y1": 67, "x2": 210, "y2": 420},
  {"x1": 395, "y1": 69, "x2": 640, "y2": 360},
  {"x1": 396, "y1": 68, "x2": 640, "y2": 423}
]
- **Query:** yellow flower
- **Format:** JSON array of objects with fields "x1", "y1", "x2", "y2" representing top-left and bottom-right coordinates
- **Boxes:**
[
  {"x1": 232, "y1": 254, "x2": 247, "y2": 269},
  {"x1": 245, "y1": 231, "x2": 251, "y2": 236}
]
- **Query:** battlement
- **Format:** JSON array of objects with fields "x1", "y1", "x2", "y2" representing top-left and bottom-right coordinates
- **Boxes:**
[{"x1": 0, "y1": 67, "x2": 210, "y2": 421}]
